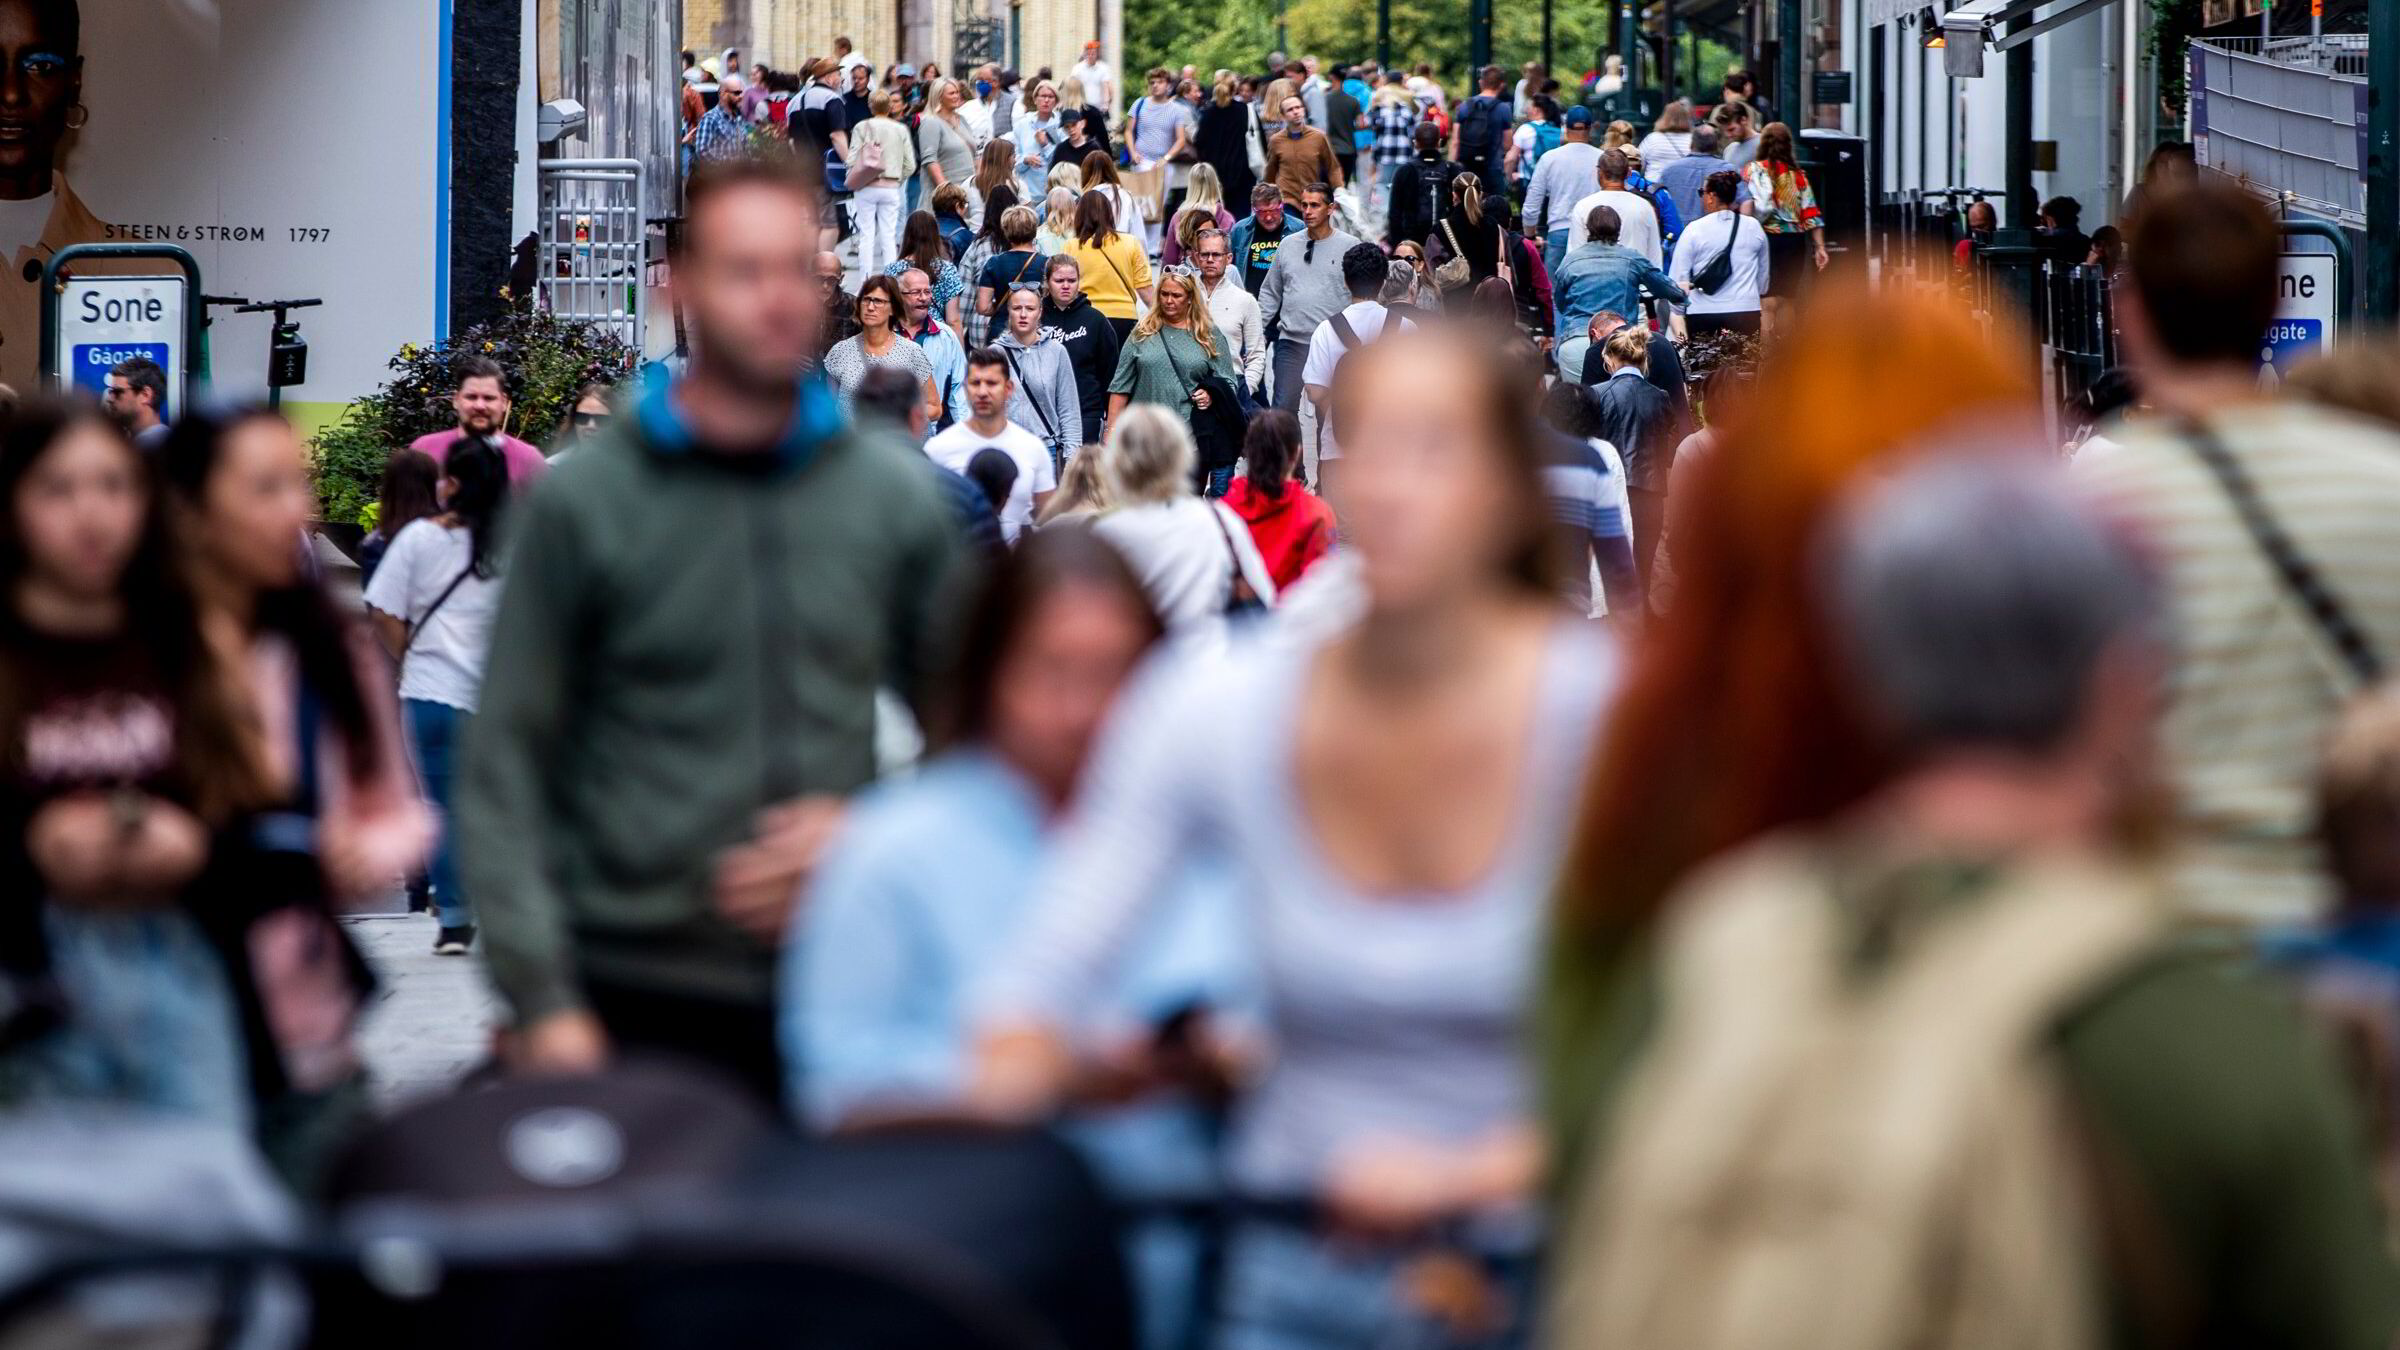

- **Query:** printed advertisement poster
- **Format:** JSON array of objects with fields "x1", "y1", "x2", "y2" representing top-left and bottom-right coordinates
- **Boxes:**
[{"x1": 0, "y1": 0, "x2": 443, "y2": 420}]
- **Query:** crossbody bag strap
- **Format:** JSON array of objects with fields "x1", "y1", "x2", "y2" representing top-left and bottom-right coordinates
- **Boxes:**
[
  {"x1": 999, "y1": 347, "x2": 1059, "y2": 442},
  {"x1": 1095, "y1": 242, "x2": 1136, "y2": 300},
  {"x1": 404, "y1": 565, "x2": 476, "y2": 656},
  {"x1": 2182, "y1": 416, "x2": 2385, "y2": 685}
]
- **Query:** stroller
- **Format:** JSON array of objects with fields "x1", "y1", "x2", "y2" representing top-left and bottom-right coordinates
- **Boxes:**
[{"x1": 0, "y1": 1061, "x2": 1136, "y2": 1350}]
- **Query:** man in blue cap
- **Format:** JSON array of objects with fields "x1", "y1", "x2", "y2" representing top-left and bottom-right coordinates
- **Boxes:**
[{"x1": 1524, "y1": 104, "x2": 1604, "y2": 276}]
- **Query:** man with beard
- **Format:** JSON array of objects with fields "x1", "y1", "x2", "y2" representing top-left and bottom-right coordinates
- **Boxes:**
[
  {"x1": 408, "y1": 356, "x2": 549, "y2": 486},
  {"x1": 461, "y1": 156, "x2": 968, "y2": 1103}
]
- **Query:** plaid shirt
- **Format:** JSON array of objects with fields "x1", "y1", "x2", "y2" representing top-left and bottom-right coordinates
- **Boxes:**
[
  {"x1": 1369, "y1": 101, "x2": 1418, "y2": 168},
  {"x1": 691, "y1": 106, "x2": 749, "y2": 162}
]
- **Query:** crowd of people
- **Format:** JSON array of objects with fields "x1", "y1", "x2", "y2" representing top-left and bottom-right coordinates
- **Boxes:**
[{"x1": 7, "y1": 38, "x2": 2400, "y2": 1350}]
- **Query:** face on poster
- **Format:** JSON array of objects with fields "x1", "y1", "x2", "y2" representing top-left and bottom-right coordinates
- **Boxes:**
[{"x1": 5, "y1": 0, "x2": 442, "y2": 408}]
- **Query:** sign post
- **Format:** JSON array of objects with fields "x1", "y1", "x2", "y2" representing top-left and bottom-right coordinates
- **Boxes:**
[
  {"x1": 2263, "y1": 218, "x2": 2351, "y2": 377},
  {"x1": 39, "y1": 244, "x2": 203, "y2": 418}
]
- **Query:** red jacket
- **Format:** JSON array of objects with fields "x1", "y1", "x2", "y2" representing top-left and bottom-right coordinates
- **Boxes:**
[{"x1": 1223, "y1": 477, "x2": 1335, "y2": 592}]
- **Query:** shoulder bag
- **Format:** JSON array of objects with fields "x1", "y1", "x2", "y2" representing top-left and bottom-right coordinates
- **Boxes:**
[
  {"x1": 998, "y1": 346, "x2": 1063, "y2": 461},
  {"x1": 1160, "y1": 332, "x2": 1246, "y2": 471},
  {"x1": 1434, "y1": 220, "x2": 1473, "y2": 291},
  {"x1": 1690, "y1": 217, "x2": 1739, "y2": 295},
  {"x1": 1207, "y1": 500, "x2": 1269, "y2": 616},
  {"x1": 2182, "y1": 417, "x2": 2384, "y2": 685},
  {"x1": 403, "y1": 564, "x2": 476, "y2": 657}
]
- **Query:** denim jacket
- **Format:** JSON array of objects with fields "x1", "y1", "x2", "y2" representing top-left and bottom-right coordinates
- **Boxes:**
[{"x1": 1553, "y1": 242, "x2": 1687, "y2": 345}]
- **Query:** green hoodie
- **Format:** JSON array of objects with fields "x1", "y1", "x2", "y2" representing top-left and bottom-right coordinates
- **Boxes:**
[{"x1": 460, "y1": 382, "x2": 968, "y2": 1024}]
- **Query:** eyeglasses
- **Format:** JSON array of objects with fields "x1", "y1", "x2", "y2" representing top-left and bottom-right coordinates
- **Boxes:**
[
  {"x1": 572, "y1": 412, "x2": 610, "y2": 430},
  {"x1": 859, "y1": 295, "x2": 891, "y2": 307},
  {"x1": 1193, "y1": 250, "x2": 1230, "y2": 261}
]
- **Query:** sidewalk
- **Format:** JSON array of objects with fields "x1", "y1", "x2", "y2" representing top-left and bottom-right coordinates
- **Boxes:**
[{"x1": 348, "y1": 914, "x2": 502, "y2": 1108}]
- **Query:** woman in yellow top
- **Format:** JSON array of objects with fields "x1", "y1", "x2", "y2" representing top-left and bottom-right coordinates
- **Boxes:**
[{"x1": 1063, "y1": 189, "x2": 1153, "y2": 344}]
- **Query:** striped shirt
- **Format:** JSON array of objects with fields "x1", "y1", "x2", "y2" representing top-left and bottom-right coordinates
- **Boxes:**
[{"x1": 2078, "y1": 402, "x2": 2400, "y2": 928}]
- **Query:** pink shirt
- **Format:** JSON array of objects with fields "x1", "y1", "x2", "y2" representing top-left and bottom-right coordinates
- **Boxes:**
[{"x1": 409, "y1": 430, "x2": 549, "y2": 486}]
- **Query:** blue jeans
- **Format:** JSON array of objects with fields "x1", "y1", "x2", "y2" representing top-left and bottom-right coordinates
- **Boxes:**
[
  {"x1": 405, "y1": 699, "x2": 471, "y2": 929},
  {"x1": 1271, "y1": 336, "x2": 1310, "y2": 413},
  {"x1": 1544, "y1": 229, "x2": 1568, "y2": 279},
  {"x1": 1217, "y1": 1221, "x2": 1535, "y2": 1350}
]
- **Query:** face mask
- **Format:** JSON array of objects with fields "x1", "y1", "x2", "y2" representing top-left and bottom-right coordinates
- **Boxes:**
[{"x1": 976, "y1": 80, "x2": 993, "y2": 96}]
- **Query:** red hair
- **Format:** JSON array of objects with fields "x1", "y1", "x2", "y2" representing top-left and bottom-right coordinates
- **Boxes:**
[{"x1": 1558, "y1": 277, "x2": 2036, "y2": 931}]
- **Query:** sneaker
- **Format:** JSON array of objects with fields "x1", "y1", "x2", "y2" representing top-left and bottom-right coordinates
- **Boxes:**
[{"x1": 432, "y1": 925, "x2": 475, "y2": 956}]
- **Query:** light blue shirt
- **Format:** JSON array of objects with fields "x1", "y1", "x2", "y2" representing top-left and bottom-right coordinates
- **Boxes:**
[
  {"x1": 908, "y1": 319, "x2": 971, "y2": 427},
  {"x1": 785, "y1": 749, "x2": 1243, "y2": 1189}
]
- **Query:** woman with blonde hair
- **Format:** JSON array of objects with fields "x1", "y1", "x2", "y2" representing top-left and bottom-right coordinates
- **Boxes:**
[
  {"x1": 1162, "y1": 161, "x2": 1235, "y2": 267},
  {"x1": 1433, "y1": 169, "x2": 1504, "y2": 289},
  {"x1": 1036, "y1": 446, "x2": 1114, "y2": 526},
  {"x1": 847, "y1": 88, "x2": 918, "y2": 277},
  {"x1": 1016, "y1": 79, "x2": 1064, "y2": 201},
  {"x1": 1602, "y1": 118, "x2": 1638, "y2": 151},
  {"x1": 918, "y1": 78, "x2": 978, "y2": 205},
  {"x1": 1036, "y1": 185, "x2": 1079, "y2": 256},
  {"x1": 1194, "y1": 76, "x2": 1260, "y2": 214},
  {"x1": 1082, "y1": 404, "x2": 1275, "y2": 639},
  {"x1": 1637, "y1": 98, "x2": 1695, "y2": 174},
  {"x1": 1105, "y1": 270, "x2": 1240, "y2": 494}
]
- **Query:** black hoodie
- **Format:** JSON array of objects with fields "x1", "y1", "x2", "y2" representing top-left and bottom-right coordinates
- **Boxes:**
[{"x1": 1040, "y1": 294, "x2": 1122, "y2": 440}]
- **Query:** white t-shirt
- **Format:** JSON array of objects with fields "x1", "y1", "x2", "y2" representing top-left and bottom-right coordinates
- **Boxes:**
[
  {"x1": 1071, "y1": 58, "x2": 1116, "y2": 109},
  {"x1": 1300, "y1": 300, "x2": 1413, "y2": 462},
  {"x1": 361, "y1": 519, "x2": 504, "y2": 712},
  {"x1": 1667, "y1": 208, "x2": 1769, "y2": 315},
  {"x1": 925, "y1": 419, "x2": 1058, "y2": 542},
  {"x1": 1564, "y1": 187, "x2": 1664, "y2": 264}
]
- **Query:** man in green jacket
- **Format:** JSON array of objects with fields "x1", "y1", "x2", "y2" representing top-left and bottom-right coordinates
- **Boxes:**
[{"x1": 460, "y1": 157, "x2": 969, "y2": 1103}]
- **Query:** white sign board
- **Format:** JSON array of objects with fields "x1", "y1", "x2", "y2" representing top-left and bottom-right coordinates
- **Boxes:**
[
  {"x1": 2263, "y1": 253, "x2": 2339, "y2": 375},
  {"x1": 52, "y1": 274, "x2": 188, "y2": 421}
]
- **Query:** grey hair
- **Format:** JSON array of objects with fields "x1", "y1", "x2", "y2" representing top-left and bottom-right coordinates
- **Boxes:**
[
  {"x1": 1822, "y1": 453, "x2": 2162, "y2": 755},
  {"x1": 1100, "y1": 404, "x2": 1197, "y2": 506},
  {"x1": 1689, "y1": 123, "x2": 1721, "y2": 156}
]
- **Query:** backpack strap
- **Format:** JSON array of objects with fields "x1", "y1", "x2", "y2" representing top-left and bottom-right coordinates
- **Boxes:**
[{"x1": 1328, "y1": 312, "x2": 1360, "y2": 350}]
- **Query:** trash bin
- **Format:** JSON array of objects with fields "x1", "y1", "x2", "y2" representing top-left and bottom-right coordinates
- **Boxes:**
[{"x1": 1799, "y1": 128, "x2": 1868, "y2": 255}]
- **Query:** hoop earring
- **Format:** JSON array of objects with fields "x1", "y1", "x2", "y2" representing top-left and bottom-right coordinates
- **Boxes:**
[{"x1": 63, "y1": 105, "x2": 87, "y2": 130}]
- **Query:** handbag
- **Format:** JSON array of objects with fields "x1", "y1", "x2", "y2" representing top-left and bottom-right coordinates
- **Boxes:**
[
  {"x1": 1207, "y1": 500, "x2": 1270, "y2": 616},
  {"x1": 1691, "y1": 219, "x2": 1739, "y2": 295},
  {"x1": 1161, "y1": 335, "x2": 1245, "y2": 472},
  {"x1": 1434, "y1": 220, "x2": 1473, "y2": 291}
]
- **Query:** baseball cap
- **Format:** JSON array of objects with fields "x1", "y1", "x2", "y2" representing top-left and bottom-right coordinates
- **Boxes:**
[
  {"x1": 1060, "y1": 106, "x2": 1085, "y2": 122},
  {"x1": 895, "y1": 62, "x2": 918, "y2": 77},
  {"x1": 1563, "y1": 106, "x2": 1594, "y2": 128}
]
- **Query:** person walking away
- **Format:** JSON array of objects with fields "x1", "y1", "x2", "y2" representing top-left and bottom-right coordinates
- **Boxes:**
[
  {"x1": 1524, "y1": 107, "x2": 1602, "y2": 275},
  {"x1": 1668, "y1": 171, "x2": 1768, "y2": 338},
  {"x1": 1548, "y1": 452, "x2": 2399, "y2": 1350},
  {"x1": 1382, "y1": 121, "x2": 1459, "y2": 250},
  {"x1": 970, "y1": 139, "x2": 1019, "y2": 232},
  {"x1": 1191, "y1": 227, "x2": 1267, "y2": 399},
  {"x1": 821, "y1": 275, "x2": 940, "y2": 423},
  {"x1": 930, "y1": 184, "x2": 976, "y2": 261},
  {"x1": 924, "y1": 350, "x2": 1058, "y2": 542},
  {"x1": 1036, "y1": 184, "x2": 1080, "y2": 257},
  {"x1": 1655, "y1": 123, "x2": 1745, "y2": 228},
  {"x1": 1162, "y1": 163, "x2": 1234, "y2": 268},
  {"x1": 974, "y1": 326, "x2": 1614, "y2": 1349},
  {"x1": 1038, "y1": 255, "x2": 1123, "y2": 444},
  {"x1": 364, "y1": 438, "x2": 509, "y2": 957},
  {"x1": 1321, "y1": 71, "x2": 1363, "y2": 193},
  {"x1": 994, "y1": 283, "x2": 1085, "y2": 462},
  {"x1": 895, "y1": 264, "x2": 971, "y2": 428},
  {"x1": 1263, "y1": 95, "x2": 1343, "y2": 206},
  {"x1": 1017, "y1": 81, "x2": 1065, "y2": 203},
  {"x1": 1635, "y1": 99, "x2": 1694, "y2": 175},
  {"x1": 1301, "y1": 243, "x2": 1412, "y2": 499},
  {"x1": 1261, "y1": 182, "x2": 1360, "y2": 438},
  {"x1": 359, "y1": 449, "x2": 440, "y2": 585},
  {"x1": 847, "y1": 90, "x2": 918, "y2": 282},
  {"x1": 1428, "y1": 170, "x2": 1506, "y2": 292},
  {"x1": 1106, "y1": 269, "x2": 1244, "y2": 494},
  {"x1": 1581, "y1": 311, "x2": 1691, "y2": 442},
  {"x1": 1551, "y1": 205, "x2": 1685, "y2": 374},
  {"x1": 460, "y1": 159, "x2": 969, "y2": 1106},
  {"x1": 1449, "y1": 65, "x2": 1511, "y2": 191},
  {"x1": 163, "y1": 406, "x2": 431, "y2": 1187},
  {"x1": 1741, "y1": 122, "x2": 1828, "y2": 333},
  {"x1": 1504, "y1": 95, "x2": 1559, "y2": 196},
  {"x1": 1586, "y1": 327, "x2": 1675, "y2": 602},
  {"x1": 1079, "y1": 406, "x2": 1276, "y2": 644},
  {"x1": 1195, "y1": 78, "x2": 1261, "y2": 221},
  {"x1": 961, "y1": 187, "x2": 1026, "y2": 347},
  {"x1": 1535, "y1": 381, "x2": 1641, "y2": 621},
  {"x1": 1365, "y1": 77, "x2": 1420, "y2": 220},
  {"x1": 0, "y1": 405, "x2": 269, "y2": 1134},
  {"x1": 102, "y1": 356, "x2": 169, "y2": 452},
  {"x1": 409, "y1": 356, "x2": 549, "y2": 486},
  {"x1": 2076, "y1": 181, "x2": 2400, "y2": 930},
  {"x1": 1222, "y1": 409, "x2": 1335, "y2": 591},
  {"x1": 1228, "y1": 184, "x2": 1297, "y2": 298},
  {"x1": 1064, "y1": 190, "x2": 1153, "y2": 346},
  {"x1": 1566, "y1": 149, "x2": 1664, "y2": 264}
]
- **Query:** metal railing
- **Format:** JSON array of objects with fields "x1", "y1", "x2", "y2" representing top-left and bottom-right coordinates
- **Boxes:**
[
  {"x1": 2191, "y1": 37, "x2": 2367, "y2": 226},
  {"x1": 537, "y1": 158, "x2": 646, "y2": 353},
  {"x1": 2202, "y1": 32, "x2": 2368, "y2": 76}
]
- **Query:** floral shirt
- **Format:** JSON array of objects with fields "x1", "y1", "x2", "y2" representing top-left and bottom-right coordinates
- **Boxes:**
[{"x1": 1742, "y1": 159, "x2": 1824, "y2": 236}]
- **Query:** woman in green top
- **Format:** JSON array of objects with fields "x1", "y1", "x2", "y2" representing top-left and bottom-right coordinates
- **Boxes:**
[{"x1": 1103, "y1": 269, "x2": 1238, "y2": 427}]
